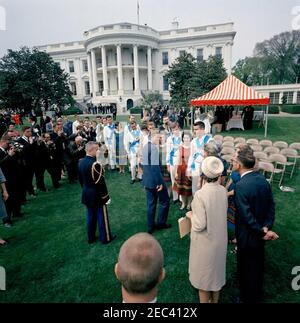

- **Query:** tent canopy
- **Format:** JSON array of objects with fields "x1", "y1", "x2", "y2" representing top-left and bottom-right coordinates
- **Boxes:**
[{"x1": 191, "y1": 75, "x2": 270, "y2": 106}]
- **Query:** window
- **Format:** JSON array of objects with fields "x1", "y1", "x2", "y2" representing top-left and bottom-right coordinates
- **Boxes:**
[
  {"x1": 69, "y1": 61, "x2": 75, "y2": 73},
  {"x1": 297, "y1": 91, "x2": 300, "y2": 104},
  {"x1": 70, "y1": 82, "x2": 77, "y2": 96},
  {"x1": 179, "y1": 50, "x2": 186, "y2": 57},
  {"x1": 283, "y1": 91, "x2": 294, "y2": 104},
  {"x1": 270, "y1": 92, "x2": 280, "y2": 104},
  {"x1": 85, "y1": 81, "x2": 90, "y2": 95},
  {"x1": 197, "y1": 49, "x2": 204, "y2": 63},
  {"x1": 98, "y1": 81, "x2": 104, "y2": 94},
  {"x1": 96, "y1": 58, "x2": 102, "y2": 68},
  {"x1": 163, "y1": 76, "x2": 169, "y2": 92},
  {"x1": 215, "y1": 47, "x2": 222, "y2": 59},
  {"x1": 82, "y1": 60, "x2": 88, "y2": 72},
  {"x1": 162, "y1": 52, "x2": 169, "y2": 65}
]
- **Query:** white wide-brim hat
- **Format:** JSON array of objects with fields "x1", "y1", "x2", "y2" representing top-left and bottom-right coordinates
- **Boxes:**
[{"x1": 201, "y1": 156, "x2": 224, "y2": 179}]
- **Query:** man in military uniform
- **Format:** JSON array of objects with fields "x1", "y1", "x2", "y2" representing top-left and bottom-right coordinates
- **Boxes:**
[{"x1": 78, "y1": 142, "x2": 116, "y2": 245}]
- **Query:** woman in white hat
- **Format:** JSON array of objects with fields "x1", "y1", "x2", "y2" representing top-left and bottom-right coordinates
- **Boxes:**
[{"x1": 187, "y1": 156, "x2": 228, "y2": 303}]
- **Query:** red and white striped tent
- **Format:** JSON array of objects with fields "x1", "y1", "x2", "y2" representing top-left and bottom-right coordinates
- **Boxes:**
[
  {"x1": 191, "y1": 75, "x2": 270, "y2": 106},
  {"x1": 190, "y1": 75, "x2": 271, "y2": 137}
]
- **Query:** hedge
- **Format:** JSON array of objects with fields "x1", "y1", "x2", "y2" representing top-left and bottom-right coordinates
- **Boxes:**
[
  {"x1": 129, "y1": 107, "x2": 143, "y2": 114},
  {"x1": 268, "y1": 106, "x2": 280, "y2": 114},
  {"x1": 281, "y1": 105, "x2": 300, "y2": 114},
  {"x1": 62, "y1": 108, "x2": 83, "y2": 116}
]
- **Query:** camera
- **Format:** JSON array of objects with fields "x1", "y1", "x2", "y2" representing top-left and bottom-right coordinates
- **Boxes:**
[{"x1": 9, "y1": 140, "x2": 24, "y2": 152}]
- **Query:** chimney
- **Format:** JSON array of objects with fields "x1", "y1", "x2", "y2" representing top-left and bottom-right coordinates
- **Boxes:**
[{"x1": 172, "y1": 18, "x2": 179, "y2": 29}]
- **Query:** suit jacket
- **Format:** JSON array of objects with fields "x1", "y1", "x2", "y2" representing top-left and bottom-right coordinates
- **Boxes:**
[
  {"x1": 17, "y1": 137, "x2": 36, "y2": 167},
  {"x1": 78, "y1": 156, "x2": 110, "y2": 208},
  {"x1": 235, "y1": 171, "x2": 275, "y2": 249},
  {"x1": 142, "y1": 143, "x2": 165, "y2": 190}
]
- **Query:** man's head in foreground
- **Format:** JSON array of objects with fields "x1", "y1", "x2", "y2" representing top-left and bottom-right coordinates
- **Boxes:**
[{"x1": 115, "y1": 233, "x2": 165, "y2": 303}]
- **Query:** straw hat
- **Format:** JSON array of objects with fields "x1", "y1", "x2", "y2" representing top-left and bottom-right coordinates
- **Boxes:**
[{"x1": 201, "y1": 156, "x2": 224, "y2": 179}]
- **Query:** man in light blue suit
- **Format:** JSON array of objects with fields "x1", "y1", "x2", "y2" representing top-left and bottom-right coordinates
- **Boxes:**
[{"x1": 142, "y1": 131, "x2": 171, "y2": 234}]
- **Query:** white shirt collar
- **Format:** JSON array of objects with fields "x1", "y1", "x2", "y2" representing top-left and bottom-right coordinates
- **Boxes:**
[
  {"x1": 123, "y1": 297, "x2": 157, "y2": 304},
  {"x1": 0, "y1": 147, "x2": 6, "y2": 153},
  {"x1": 241, "y1": 170, "x2": 254, "y2": 178},
  {"x1": 22, "y1": 136, "x2": 29, "y2": 142}
]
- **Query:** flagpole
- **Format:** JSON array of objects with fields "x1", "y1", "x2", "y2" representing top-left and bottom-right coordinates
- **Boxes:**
[{"x1": 137, "y1": 1, "x2": 140, "y2": 26}]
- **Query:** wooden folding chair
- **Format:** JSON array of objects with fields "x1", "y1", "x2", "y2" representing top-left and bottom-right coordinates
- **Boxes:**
[
  {"x1": 268, "y1": 154, "x2": 287, "y2": 187},
  {"x1": 273, "y1": 141, "x2": 288, "y2": 150},
  {"x1": 260, "y1": 140, "x2": 272, "y2": 148},
  {"x1": 258, "y1": 161, "x2": 275, "y2": 184},
  {"x1": 247, "y1": 138, "x2": 259, "y2": 145},
  {"x1": 264, "y1": 146, "x2": 280, "y2": 155},
  {"x1": 251, "y1": 145, "x2": 263, "y2": 152},
  {"x1": 280, "y1": 148, "x2": 299, "y2": 179}
]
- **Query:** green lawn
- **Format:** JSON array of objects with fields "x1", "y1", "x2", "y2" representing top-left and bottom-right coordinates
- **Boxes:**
[{"x1": 0, "y1": 116, "x2": 299, "y2": 303}]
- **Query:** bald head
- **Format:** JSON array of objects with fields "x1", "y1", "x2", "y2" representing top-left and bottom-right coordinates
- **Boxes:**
[{"x1": 115, "y1": 233, "x2": 164, "y2": 295}]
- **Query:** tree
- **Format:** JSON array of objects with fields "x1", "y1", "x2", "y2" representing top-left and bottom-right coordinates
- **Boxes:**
[
  {"x1": 165, "y1": 53, "x2": 227, "y2": 108},
  {"x1": 141, "y1": 91, "x2": 164, "y2": 109},
  {"x1": 233, "y1": 30, "x2": 300, "y2": 85},
  {"x1": 232, "y1": 57, "x2": 270, "y2": 86},
  {"x1": 0, "y1": 47, "x2": 74, "y2": 113}
]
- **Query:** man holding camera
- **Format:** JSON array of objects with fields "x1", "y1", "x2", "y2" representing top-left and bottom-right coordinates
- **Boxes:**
[
  {"x1": 0, "y1": 136, "x2": 25, "y2": 226},
  {"x1": 17, "y1": 126, "x2": 37, "y2": 197},
  {"x1": 65, "y1": 136, "x2": 86, "y2": 184}
]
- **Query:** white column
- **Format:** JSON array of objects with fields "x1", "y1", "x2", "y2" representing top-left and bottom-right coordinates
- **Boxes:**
[
  {"x1": 75, "y1": 58, "x2": 83, "y2": 99},
  {"x1": 293, "y1": 91, "x2": 298, "y2": 104},
  {"x1": 133, "y1": 44, "x2": 140, "y2": 95},
  {"x1": 225, "y1": 42, "x2": 233, "y2": 75},
  {"x1": 101, "y1": 46, "x2": 108, "y2": 96},
  {"x1": 91, "y1": 49, "x2": 99, "y2": 95},
  {"x1": 117, "y1": 44, "x2": 124, "y2": 95},
  {"x1": 147, "y1": 47, "x2": 153, "y2": 91},
  {"x1": 87, "y1": 52, "x2": 94, "y2": 97}
]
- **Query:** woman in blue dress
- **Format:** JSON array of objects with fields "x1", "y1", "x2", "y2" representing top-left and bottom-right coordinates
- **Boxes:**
[
  {"x1": 114, "y1": 122, "x2": 127, "y2": 174},
  {"x1": 226, "y1": 170, "x2": 241, "y2": 238}
]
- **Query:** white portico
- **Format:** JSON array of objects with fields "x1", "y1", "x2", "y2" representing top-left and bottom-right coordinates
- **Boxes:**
[{"x1": 38, "y1": 22, "x2": 236, "y2": 115}]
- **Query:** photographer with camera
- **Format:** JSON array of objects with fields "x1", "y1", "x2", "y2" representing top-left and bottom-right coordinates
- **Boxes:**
[
  {"x1": 17, "y1": 126, "x2": 37, "y2": 197},
  {"x1": 34, "y1": 134, "x2": 60, "y2": 191},
  {"x1": 29, "y1": 116, "x2": 41, "y2": 139},
  {"x1": 0, "y1": 136, "x2": 25, "y2": 226},
  {"x1": 65, "y1": 136, "x2": 86, "y2": 184}
]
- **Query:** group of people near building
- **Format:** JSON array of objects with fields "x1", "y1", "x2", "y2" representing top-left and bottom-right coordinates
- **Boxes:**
[{"x1": 0, "y1": 110, "x2": 279, "y2": 304}]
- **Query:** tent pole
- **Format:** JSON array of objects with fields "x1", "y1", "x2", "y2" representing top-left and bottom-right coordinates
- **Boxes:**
[
  {"x1": 264, "y1": 105, "x2": 269, "y2": 138},
  {"x1": 191, "y1": 105, "x2": 194, "y2": 135}
]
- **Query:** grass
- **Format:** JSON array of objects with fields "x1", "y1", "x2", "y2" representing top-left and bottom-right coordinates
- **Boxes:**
[{"x1": 0, "y1": 116, "x2": 300, "y2": 303}]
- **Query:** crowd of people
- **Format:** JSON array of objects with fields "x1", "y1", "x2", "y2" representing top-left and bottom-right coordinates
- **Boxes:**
[{"x1": 0, "y1": 108, "x2": 279, "y2": 304}]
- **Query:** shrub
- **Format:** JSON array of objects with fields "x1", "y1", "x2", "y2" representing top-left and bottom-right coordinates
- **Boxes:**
[
  {"x1": 281, "y1": 105, "x2": 300, "y2": 114},
  {"x1": 129, "y1": 106, "x2": 143, "y2": 114},
  {"x1": 62, "y1": 108, "x2": 83, "y2": 116},
  {"x1": 268, "y1": 106, "x2": 280, "y2": 114}
]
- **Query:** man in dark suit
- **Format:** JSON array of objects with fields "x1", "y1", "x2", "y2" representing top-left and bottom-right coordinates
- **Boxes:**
[
  {"x1": 78, "y1": 142, "x2": 115, "y2": 244},
  {"x1": 65, "y1": 136, "x2": 86, "y2": 184},
  {"x1": 142, "y1": 131, "x2": 171, "y2": 234},
  {"x1": 0, "y1": 136, "x2": 25, "y2": 225},
  {"x1": 17, "y1": 126, "x2": 37, "y2": 196},
  {"x1": 232, "y1": 145, "x2": 279, "y2": 303}
]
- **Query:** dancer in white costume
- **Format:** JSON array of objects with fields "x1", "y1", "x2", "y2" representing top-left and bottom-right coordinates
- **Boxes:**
[
  {"x1": 187, "y1": 121, "x2": 212, "y2": 195},
  {"x1": 124, "y1": 121, "x2": 142, "y2": 184},
  {"x1": 166, "y1": 122, "x2": 182, "y2": 203},
  {"x1": 103, "y1": 116, "x2": 116, "y2": 170}
]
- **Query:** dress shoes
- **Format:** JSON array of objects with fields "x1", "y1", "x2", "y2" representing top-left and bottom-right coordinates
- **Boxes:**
[
  {"x1": 102, "y1": 235, "x2": 117, "y2": 245},
  {"x1": 156, "y1": 223, "x2": 172, "y2": 230}
]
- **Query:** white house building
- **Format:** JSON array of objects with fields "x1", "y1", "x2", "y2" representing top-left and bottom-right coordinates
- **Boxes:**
[
  {"x1": 38, "y1": 21, "x2": 236, "y2": 114},
  {"x1": 253, "y1": 83, "x2": 300, "y2": 105}
]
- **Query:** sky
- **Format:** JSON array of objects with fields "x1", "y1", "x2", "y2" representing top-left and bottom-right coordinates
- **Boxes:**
[{"x1": 0, "y1": 0, "x2": 300, "y2": 65}]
